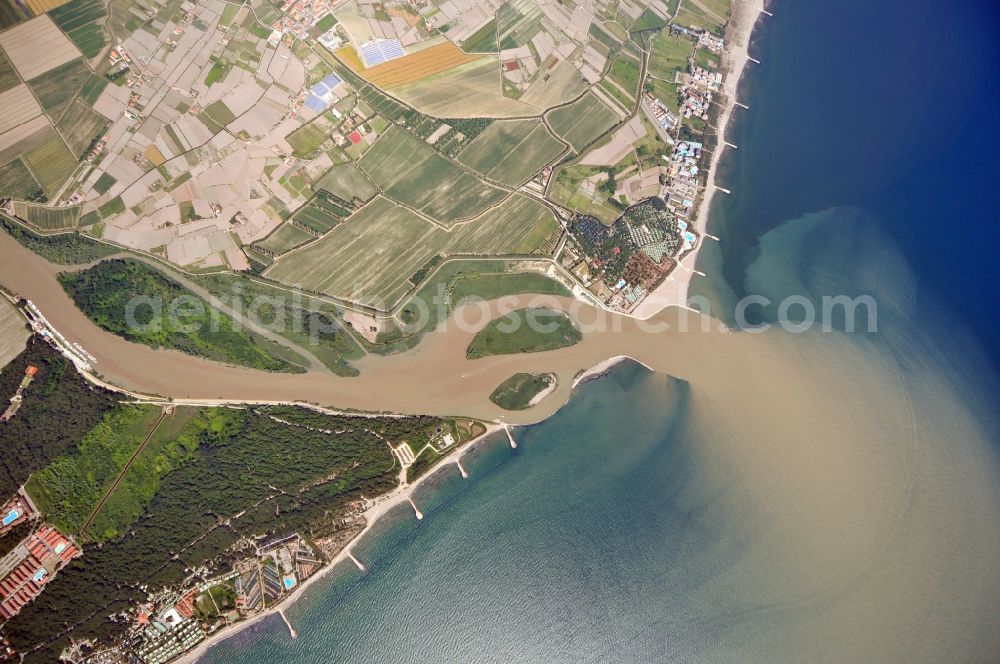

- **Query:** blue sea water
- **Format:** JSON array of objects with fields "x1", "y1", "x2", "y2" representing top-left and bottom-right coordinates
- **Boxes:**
[
  {"x1": 695, "y1": 0, "x2": 1000, "y2": 367},
  {"x1": 197, "y1": 1, "x2": 1000, "y2": 661}
]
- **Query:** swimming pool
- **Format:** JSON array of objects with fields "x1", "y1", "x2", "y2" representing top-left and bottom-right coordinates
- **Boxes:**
[{"x1": 2, "y1": 509, "x2": 19, "y2": 526}]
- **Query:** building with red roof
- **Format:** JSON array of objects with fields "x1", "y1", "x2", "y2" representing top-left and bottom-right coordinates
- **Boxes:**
[{"x1": 0, "y1": 526, "x2": 80, "y2": 621}]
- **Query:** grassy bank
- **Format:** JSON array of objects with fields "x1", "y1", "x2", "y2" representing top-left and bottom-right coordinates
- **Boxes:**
[
  {"x1": 58, "y1": 259, "x2": 308, "y2": 372},
  {"x1": 195, "y1": 274, "x2": 365, "y2": 376},
  {"x1": 489, "y1": 373, "x2": 555, "y2": 410},
  {"x1": 1, "y1": 216, "x2": 117, "y2": 264},
  {"x1": 466, "y1": 308, "x2": 582, "y2": 359}
]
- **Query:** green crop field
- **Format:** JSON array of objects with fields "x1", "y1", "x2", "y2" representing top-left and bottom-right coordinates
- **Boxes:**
[
  {"x1": 649, "y1": 31, "x2": 693, "y2": 81},
  {"x1": 608, "y1": 54, "x2": 641, "y2": 97},
  {"x1": 26, "y1": 59, "x2": 92, "y2": 119},
  {"x1": 0, "y1": 158, "x2": 42, "y2": 199},
  {"x1": 315, "y1": 163, "x2": 377, "y2": 203},
  {"x1": 450, "y1": 271, "x2": 570, "y2": 304},
  {"x1": 466, "y1": 307, "x2": 582, "y2": 359},
  {"x1": 286, "y1": 122, "x2": 328, "y2": 157},
  {"x1": 203, "y1": 99, "x2": 236, "y2": 126},
  {"x1": 462, "y1": 18, "x2": 497, "y2": 53},
  {"x1": 546, "y1": 92, "x2": 620, "y2": 153},
  {"x1": 265, "y1": 192, "x2": 561, "y2": 309},
  {"x1": 79, "y1": 73, "x2": 107, "y2": 105},
  {"x1": 56, "y1": 99, "x2": 107, "y2": 157},
  {"x1": 48, "y1": 0, "x2": 109, "y2": 58},
  {"x1": 24, "y1": 134, "x2": 77, "y2": 197},
  {"x1": 93, "y1": 171, "x2": 116, "y2": 194},
  {"x1": 266, "y1": 196, "x2": 450, "y2": 308},
  {"x1": 457, "y1": 119, "x2": 565, "y2": 186},
  {"x1": 0, "y1": 49, "x2": 18, "y2": 93},
  {"x1": 447, "y1": 194, "x2": 559, "y2": 255},
  {"x1": 359, "y1": 126, "x2": 506, "y2": 224},
  {"x1": 256, "y1": 222, "x2": 315, "y2": 255},
  {"x1": 11, "y1": 201, "x2": 80, "y2": 229},
  {"x1": 293, "y1": 201, "x2": 344, "y2": 234}
]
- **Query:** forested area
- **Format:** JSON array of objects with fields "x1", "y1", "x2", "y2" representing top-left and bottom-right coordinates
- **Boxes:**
[
  {"x1": 6, "y1": 405, "x2": 447, "y2": 661},
  {"x1": 0, "y1": 217, "x2": 118, "y2": 265},
  {"x1": 58, "y1": 259, "x2": 305, "y2": 372},
  {"x1": 0, "y1": 338, "x2": 118, "y2": 503}
]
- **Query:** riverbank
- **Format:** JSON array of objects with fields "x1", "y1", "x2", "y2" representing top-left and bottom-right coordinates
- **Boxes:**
[{"x1": 633, "y1": 0, "x2": 768, "y2": 319}]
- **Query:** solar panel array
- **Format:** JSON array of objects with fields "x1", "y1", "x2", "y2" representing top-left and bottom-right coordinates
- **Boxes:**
[
  {"x1": 304, "y1": 94, "x2": 328, "y2": 113},
  {"x1": 358, "y1": 39, "x2": 405, "y2": 67}
]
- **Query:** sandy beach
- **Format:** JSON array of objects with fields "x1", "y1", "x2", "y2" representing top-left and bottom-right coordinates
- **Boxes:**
[
  {"x1": 632, "y1": 0, "x2": 768, "y2": 319},
  {"x1": 174, "y1": 419, "x2": 506, "y2": 664}
]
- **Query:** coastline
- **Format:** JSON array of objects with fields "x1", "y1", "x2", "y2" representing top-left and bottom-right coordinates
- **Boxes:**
[
  {"x1": 175, "y1": 421, "x2": 508, "y2": 664},
  {"x1": 177, "y1": 352, "x2": 647, "y2": 664},
  {"x1": 632, "y1": 0, "x2": 768, "y2": 319}
]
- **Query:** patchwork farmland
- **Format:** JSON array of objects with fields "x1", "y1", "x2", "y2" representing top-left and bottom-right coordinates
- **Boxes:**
[
  {"x1": 265, "y1": 196, "x2": 450, "y2": 308},
  {"x1": 315, "y1": 163, "x2": 377, "y2": 204},
  {"x1": 457, "y1": 119, "x2": 566, "y2": 186},
  {"x1": 264, "y1": 193, "x2": 561, "y2": 308},
  {"x1": 358, "y1": 126, "x2": 506, "y2": 224}
]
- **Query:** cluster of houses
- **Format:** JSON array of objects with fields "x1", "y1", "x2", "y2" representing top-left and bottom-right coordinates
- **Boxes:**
[
  {"x1": 124, "y1": 533, "x2": 323, "y2": 664},
  {"x1": 0, "y1": 524, "x2": 80, "y2": 621}
]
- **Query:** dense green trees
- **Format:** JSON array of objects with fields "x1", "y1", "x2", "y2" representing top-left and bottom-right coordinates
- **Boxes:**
[
  {"x1": 0, "y1": 338, "x2": 118, "y2": 503},
  {"x1": 59, "y1": 259, "x2": 303, "y2": 372},
  {"x1": 6, "y1": 404, "x2": 449, "y2": 661}
]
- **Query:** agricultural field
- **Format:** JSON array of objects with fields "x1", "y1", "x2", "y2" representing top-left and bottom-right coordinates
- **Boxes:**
[
  {"x1": 546, "y1": 92, "x2": 620, "y2": 153},
  {"x1": 55, "y1": 98, "x2": 107, "y2": 157},
  {"x1": 286, "y1": 122, "x2": 329, "y2": 158},
  {"x1": 0, "y1": 158, "x2": 42, "y2": 199},
  {"x1": 23, "y1": 132, "x2": 76, "y2": 196},
  {"x1": 255, "y1": 222, "x2": 315, "y2": 255},
  {"x1": 447, "y1": 194, "x2": 559, "y2": 255},
  {"x1": 0, "y1": 48, "x2": 18, "y2": 93},
  {"x1": 607, "y1": 54, "x2": 642, "y2": 99},
  {"x1": 336, "y1": 41, "x2": 484, "y2": 89},
  {"x1": 0, "y1": 1, "x2": 30, "y2": 30},
  {"x1": 26, "y1": 58, "x2": 92, "y2": 118},
  {"x1": 0, "y1": 15, "x2": 81, "y2": 80},
  {"x1": 390, "y1": 57, "x2": 537, "y2": 118},
  {"x1": 292, "y1": 194, "x2": 350, "y2": 233},
  {"x1": 315, "y1": 162, "x2": 377, "y2": 204},
  {"x1": 265, "y1": 196, "x2": 449, "y2": 308},
  {"x1": 358, "y1": 126, "x2": 506, "y2": 224},
  {"x1": 457, "y1": 119, "x2": 565, "y2": 186},
  {"x1": 675, "y1": 0, "x2": 727, "y2": 34},
  {"x1": 78, "y1": 73, "x2": 107, "y2": 105},
  {"x1": 266, "y1": 190, "x2": 562, "y2": 309},
  {"x1": 648, "y1": 31, "x2": 693, "y2": 80},
  {"x1": 11, "y1": 200, "x2": 80, "y2": 229},
  {"x1": 0, "y1": 85, "x2": 42, "y2": 135},
  {"x1": 461, "y1": 18, "x2": 497, "y2": 53},
  {"x1": 47, "y1": 0, "x2": 108, "y2": 58}
]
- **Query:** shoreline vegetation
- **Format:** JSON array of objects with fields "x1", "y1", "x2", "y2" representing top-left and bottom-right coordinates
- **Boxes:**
[
  {"x1": 58, "y1": 259, "x2": 311, "y2": 374},
  {"x1": 489, "y1": 373, "x2": 557, "y2": 410},
  {"x1": 0, "y1": 336, "x2": 484, "y2": 661},
  {"x1": 466, "y1": 308, "x2": 583, "y2": 359}
]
